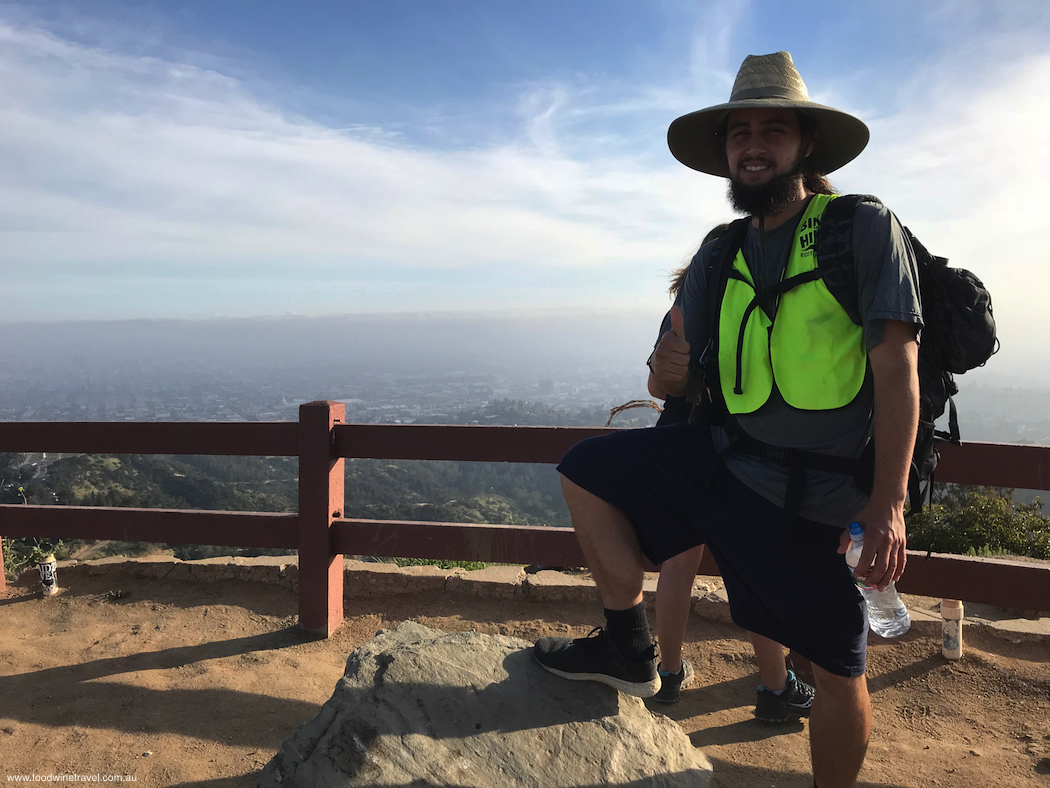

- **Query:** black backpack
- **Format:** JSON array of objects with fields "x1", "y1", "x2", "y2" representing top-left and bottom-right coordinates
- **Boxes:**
[{"x1": 693, "y1": 194, "x2": 998, "y2": 518}]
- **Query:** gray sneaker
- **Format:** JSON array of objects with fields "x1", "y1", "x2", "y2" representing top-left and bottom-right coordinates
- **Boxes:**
[
  {"x1": 533, "y1": 627, "x2": 660, "y2": 698},
  {"x1": 754, "y1": 669, "x2": 815, "y2": 722},
  {"x1": 652, "y1": 659, "x2": 694, "y2": 704}
]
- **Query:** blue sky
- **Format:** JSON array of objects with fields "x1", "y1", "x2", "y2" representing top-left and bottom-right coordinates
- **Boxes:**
[{"x1": 3, "y1": 1, "x2": 1050, "y2": 381}]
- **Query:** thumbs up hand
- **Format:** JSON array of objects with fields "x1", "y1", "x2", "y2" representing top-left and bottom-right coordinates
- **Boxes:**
[
  {"x1": 669, "y1": 304, "x2": 685, "y2": 338},
  {"x1": 649, "y1": 305, "x2": 691, "y2": 398}
]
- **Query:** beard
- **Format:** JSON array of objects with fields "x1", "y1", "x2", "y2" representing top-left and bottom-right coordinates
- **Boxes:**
[{"x1": 727, "y1": 151, "x2": 805, "y2": 217}]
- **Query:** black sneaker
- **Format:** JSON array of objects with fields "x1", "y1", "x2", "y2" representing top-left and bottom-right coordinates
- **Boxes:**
[
  {"x1": 533, "y1": 627, "x2": 661, "y2": 698},
  {"x1": 652, "y1": 659, "x2": 694, "y2": 704},
  {"x1": 754, "y1": 669, "x2": 816, "y2": 723}
]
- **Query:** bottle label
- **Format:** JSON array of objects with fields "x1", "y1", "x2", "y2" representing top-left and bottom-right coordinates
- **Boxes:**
[
  {"x1": 38, "y1": 559, "x2": 58, "y2": 595},
  {"x1": 851, "y1": 572, "x2": 876, "y2": 591},
  {"x1": 942, "y1": 620, "x2": 961, "y2": 652}
]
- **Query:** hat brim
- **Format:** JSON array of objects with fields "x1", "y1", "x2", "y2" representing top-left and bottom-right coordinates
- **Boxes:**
[{"x1": 667, "y1": 99, "x2": 870, "y2": 178}]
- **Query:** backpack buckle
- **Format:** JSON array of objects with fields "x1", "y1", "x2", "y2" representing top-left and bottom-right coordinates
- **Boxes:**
[{"x1": 761, "y1": 444, "x2": 793, "y2": 466}]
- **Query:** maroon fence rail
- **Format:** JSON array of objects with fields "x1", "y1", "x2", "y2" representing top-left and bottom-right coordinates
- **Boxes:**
[
  {"x1": 0, "y1": 421, "x2": 299, "y2": 457},
  {"x1": 936, "y1": 440, "x2": 1050, "y2": 489},
  {"x1": 332, "y1": 423, "x2": 614, "y2": 463},
  {"x1": 3, "y1": 403, "x2": 1050, "y2": 636},
  {"x1": 0, "y1": 505, "x2": 297, "y2": 549}
]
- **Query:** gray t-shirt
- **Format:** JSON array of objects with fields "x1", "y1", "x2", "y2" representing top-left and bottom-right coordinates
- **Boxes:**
[{"x1": 674, "y1": 198, "x2": 923, "y2": 526}]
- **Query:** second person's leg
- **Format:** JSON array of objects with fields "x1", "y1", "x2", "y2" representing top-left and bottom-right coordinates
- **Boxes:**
[{"x1": 652, "y1": 546, "x2": 704, "y2": 703}]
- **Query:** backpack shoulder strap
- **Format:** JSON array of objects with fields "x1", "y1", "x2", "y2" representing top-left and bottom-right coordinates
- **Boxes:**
[
  {"x1": 815, "y1": 193, "x2": 883, "y2": 326},
  {"x1": 704, "y1": 217, "x2": 750, "y2": 337},
  {"x1": 686, "y1": 217, "x2": 749, "y2": 409}
]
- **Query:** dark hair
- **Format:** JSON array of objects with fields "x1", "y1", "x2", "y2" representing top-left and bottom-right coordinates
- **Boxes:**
[
  {"x1": 669, "y1": 222, "x2": 732, "y2": 296},
  {"x1": 803, "y1": 169, "x2": 836, "y2": 196},
  {"x1": 796, "y1": 110, "x2": 836, "y2": 195}
]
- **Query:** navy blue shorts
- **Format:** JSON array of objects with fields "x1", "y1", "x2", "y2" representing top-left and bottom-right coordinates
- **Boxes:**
[{"x1": 557, "y1": 422, "x2": 868, "y2": 678}]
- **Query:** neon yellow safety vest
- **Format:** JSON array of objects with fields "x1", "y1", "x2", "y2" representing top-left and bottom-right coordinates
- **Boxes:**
[{"x1": 717, "y1": 194, "x2": 866, "y2": 414}]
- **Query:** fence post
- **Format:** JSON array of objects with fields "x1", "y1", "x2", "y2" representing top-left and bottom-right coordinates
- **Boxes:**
[
  {"x1": 298, "y1": 401, "x2": 345, "y2": 636},
  {"x1": 0, "y1": 538, "x2": 6, "y2": 591}
]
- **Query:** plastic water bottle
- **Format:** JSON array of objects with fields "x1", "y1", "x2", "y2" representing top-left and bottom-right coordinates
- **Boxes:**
[{"x1": 844, "y1": 522, "x2": 911, "y2": 638}]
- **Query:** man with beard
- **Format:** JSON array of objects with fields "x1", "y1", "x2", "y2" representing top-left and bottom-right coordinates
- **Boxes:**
[{"x1": 533, "y1": 52, "x2": 922, "y2": 788}]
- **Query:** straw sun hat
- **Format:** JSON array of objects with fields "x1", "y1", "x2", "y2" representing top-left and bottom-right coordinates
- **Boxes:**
[{"x1": 667, "y1": 51, "x2": 869, "y2": 178}]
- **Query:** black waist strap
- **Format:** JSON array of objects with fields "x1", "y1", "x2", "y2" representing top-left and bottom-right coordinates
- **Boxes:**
[
  {"x1": 726, "y1": 430, "x2": 865, "y2": 476},
  {"x1": 718, "y1": 419, "x2": 874, "y2": 531}
]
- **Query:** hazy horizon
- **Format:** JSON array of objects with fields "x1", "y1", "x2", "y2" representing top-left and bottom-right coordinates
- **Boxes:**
[
  {"x1": 1, "y1": 310, "x2": 1041, "y2": 390},
  {"x1": 0, "y1": 310, "x2": 663, "y2": 376}
]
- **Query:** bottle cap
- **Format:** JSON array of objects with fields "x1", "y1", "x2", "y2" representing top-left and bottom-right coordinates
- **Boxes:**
[{"x1": 849, "y1": 521, "x2": 864, "y2": 538}]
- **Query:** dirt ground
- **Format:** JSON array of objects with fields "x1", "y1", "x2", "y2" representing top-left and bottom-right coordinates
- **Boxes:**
[{"x1": 1, "y1": 569, "x2": 1048, "y2": 788}]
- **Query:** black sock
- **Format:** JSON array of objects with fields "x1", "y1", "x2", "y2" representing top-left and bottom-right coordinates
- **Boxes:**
[{"x1": 604, "y1": 604, "x2": 652, "y2": 661}]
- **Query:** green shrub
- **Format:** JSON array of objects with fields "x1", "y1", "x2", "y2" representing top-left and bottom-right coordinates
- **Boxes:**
[
  {"x1": 1, "y1": 538, "x2": 69, "y2": 579},
  {"x1": 2, "y1": 537, "x2": 21, "y2": 580},
  {"x1": 384, "y1": 557, "x2": 489, "y2": 571},
  {"x1": 907, "y1": 486, "x2": 1050, "y2": 559}
]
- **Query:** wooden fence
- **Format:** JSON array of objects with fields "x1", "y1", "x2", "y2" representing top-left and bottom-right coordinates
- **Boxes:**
[{"x1": 2, "y1": 401, "x2": 1049, "y2": 636}]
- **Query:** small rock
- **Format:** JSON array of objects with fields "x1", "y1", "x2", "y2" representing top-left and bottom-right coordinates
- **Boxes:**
[
  {"x1": 142, "y1": 751, "x2": 153, "y2": 757},
  {"x1": 1, "y1": 727, "x2": 14, "y2": 735},
  {"x1": 969, "y1": 749, "x2": 981, "y2": 757}
]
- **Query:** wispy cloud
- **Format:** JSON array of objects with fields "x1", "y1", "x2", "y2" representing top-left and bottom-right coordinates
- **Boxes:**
[
  {"x1": 0, "y1": 17, "x2": 726, "y2": 322},
  {"x1": 839, "y1": 39, "x2": 1050, "y2": 384},
  {"x1": 686, "y1": 0, "x2": 752, "y2": 92},
  {"x1": 2, "y1": 3, "x2": 1049, "y2": 386}
]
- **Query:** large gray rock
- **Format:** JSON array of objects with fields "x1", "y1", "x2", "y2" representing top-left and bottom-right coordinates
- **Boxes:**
[{"x1": 259, "y1": 621, "x2": 712, "y2": 787}]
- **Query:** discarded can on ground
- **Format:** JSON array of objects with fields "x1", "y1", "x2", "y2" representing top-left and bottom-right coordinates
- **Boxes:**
[
  {"x1": 941, "y1": 598, "x2": 963, "y2": 660},
  {"x1": 38, "y1": 554, "x2": 58, "y2": 596}
]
